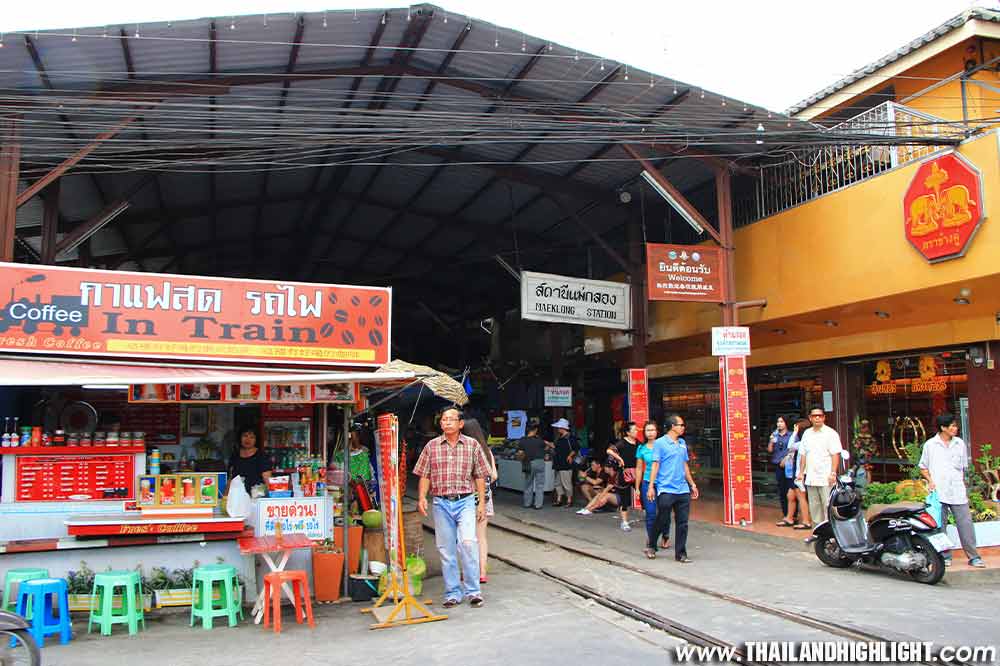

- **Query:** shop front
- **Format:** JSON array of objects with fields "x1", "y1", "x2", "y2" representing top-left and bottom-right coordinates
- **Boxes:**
[{"x1": 0, "y1": 261, "x2": 417, "y2": 613}]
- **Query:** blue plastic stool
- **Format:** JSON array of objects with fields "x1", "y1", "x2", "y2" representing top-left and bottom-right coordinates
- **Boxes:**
[{"x1": 15, "y1": 578, "x2": 71, "y2": 647}]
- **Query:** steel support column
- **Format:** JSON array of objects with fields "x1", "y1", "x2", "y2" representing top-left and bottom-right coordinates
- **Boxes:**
[
  {"x1": 40, "y1": 178, "x2": 61, "y2": 263},
  {"x1": 715, "y1": 168, "x2": 737, "y2": 325},
  {"x1": 0, "y1": 116, "x2": 19, "y2": 262}
]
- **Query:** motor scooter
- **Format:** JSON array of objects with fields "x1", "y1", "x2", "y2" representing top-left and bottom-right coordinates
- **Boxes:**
[
  {"x1": 0, "y1": 608, "x2": 40, "y2": 666},
  {"x1": 808, "y1": 452, "x2": 948, "y2": 585}
]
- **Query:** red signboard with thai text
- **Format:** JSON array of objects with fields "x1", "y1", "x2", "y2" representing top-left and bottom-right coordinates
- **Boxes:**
[
  {"x1": 627, "y1": 369, "x2": 649, "y2": 443},
  {"x1": 15, "y1": 453, "x2": 137, "y2": 502},
  {"x1": 646, "y1": 243, "x2": 724, "y2": 302},
  {"x1": 0, "y1": 262, "x2": 391, "y2": 366},
  {"x1": 903, "y1": 152, "x2": 984, "y2": 263},
  {"x1": 719, "y1": 356, "x2": 753, "y2": 524}
]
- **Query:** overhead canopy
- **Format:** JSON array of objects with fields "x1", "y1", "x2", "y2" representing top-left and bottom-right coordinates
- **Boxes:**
[{"x1": 0, "y1": 355, "x2": 415, "y2": 387}]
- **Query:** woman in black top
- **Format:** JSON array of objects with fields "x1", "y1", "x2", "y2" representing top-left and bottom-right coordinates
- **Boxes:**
[
  {"x1": 228, "y1": 426, "x2": 272, "y2": 493},
  {"x1": 607, "y1": 421, "x2": 639, "y2": 532}
]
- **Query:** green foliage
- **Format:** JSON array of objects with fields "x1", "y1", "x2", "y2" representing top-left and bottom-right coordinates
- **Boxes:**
[
  {"x1": 65, "y1": 561, "x2": 95, "y2": 595},
  {"x1": 902, "y1": 441, "x2": 924, "y2": 480},
  {"x1": 968, "y1": 443, "x2": 1000, "y2": 499},
  {"x1": 147, "y1": 567, "x2": 172, "y2": 591},
  {"x1": 968, "y1": 491, "x2": 998, "y2": 523},
  {"x1": 861, "y1": 482, "x2": 899, "y2": 509}
]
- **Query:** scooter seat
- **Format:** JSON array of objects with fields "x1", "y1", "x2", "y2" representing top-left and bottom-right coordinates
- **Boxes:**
[{"x1": 865, "y1": 502, "x2": 924, "y2": 521}]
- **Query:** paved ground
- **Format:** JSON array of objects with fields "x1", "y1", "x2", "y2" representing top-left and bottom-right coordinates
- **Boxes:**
[{"x1": 38, "y1": 488, "x2": 1000, "y2": 665}]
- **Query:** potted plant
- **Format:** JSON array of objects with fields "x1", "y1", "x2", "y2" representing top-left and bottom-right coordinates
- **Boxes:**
[
  {"x1": 154, "y1": 562, "x2": 197, "y2": 608},
  {"x1": 312, "y1": 538, "x2": 345, "y2": 602},
  {"x1": 66, "y1": 561, "x2": 96, "y2": 612}
]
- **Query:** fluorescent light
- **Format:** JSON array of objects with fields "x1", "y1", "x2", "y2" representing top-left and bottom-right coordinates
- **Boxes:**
[
  {"x1": 82, "y1": 384, "x2": 130, "y2": 390},
  {"x1": 640, "y1": 170, "x2": 704, "y2": 235}
]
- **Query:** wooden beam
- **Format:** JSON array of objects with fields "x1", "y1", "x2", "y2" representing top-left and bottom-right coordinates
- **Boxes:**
[
  {"x1": 53, "y1": 173, "x2": 154, "y2": 257},
  {"x1": 0, "y1": 115, "x2": 19, "y2": 262},
  {"x1": 40, "y1": 178, "x2": 61, "y2": 263},
  {"x1": 549, "y1": 196, "x2": 630, "y2": 273},
  {"x1": 622, "y1": 144, "x2": 724, "y2": 246},
  {"x1": 16, "y1": 114, "x2": 142, "y2": 208}
]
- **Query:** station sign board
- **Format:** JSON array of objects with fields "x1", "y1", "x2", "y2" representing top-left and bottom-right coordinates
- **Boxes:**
[{"x1": 521, "y1": 271, "x2": 631, "y2": 330}]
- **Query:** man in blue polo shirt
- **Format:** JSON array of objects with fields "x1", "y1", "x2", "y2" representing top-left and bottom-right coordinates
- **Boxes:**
[{"x1": 645, "y1": 414, "x2": 699, "y2": 562}]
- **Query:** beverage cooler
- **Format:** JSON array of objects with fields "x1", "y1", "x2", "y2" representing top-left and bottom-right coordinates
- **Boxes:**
[{"x1": 260, "y1": 404, "x2": 313, "y2": 473}]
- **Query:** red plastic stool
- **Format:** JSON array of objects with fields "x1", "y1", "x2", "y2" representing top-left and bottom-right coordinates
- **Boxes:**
[{"x1": 262, "y1": 571, "x2": 315, "y2": 634}]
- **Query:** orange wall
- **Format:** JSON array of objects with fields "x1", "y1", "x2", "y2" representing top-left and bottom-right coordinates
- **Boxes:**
[{"x1": 585, "y1": 132, "x2": 1000, "y2": 362}]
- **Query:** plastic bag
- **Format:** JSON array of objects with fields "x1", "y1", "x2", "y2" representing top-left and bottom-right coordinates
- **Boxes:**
[
  {"x1": 924, "y1": 490, "x2": 943, "y2": 528},
  {"x1": 226, "y1": 476, "x2": 252, "y2": 518}
]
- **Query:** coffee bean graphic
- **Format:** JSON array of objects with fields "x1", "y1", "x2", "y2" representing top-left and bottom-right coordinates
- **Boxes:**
[
  {"x1": 320, "y1": 323, "x2": 334, "y2": 338},
  {"x1": 341, "y1": 330, "x2": 355, "y2": 345},
  {"x1": 369, "y1": 329, "x2": 384, "y2": 346},
  {"x1": 358, "y1": 315, "x2": 366, "y2": 327},
  {"x1": 350, "y1": 296, "x2": 361, "y2": 307},
  {"x1": 374, "y1": 315, "x2": 384, "y2": 327},
  {"x1": 334, "y1": 309, "x2": 348, "y2": 323},
  {"x1": 369, "y1": 295, "x2": 383, "y2": 306},
  {"x1": 328, "y1": 292, "x2": 338, "y2": 304}
]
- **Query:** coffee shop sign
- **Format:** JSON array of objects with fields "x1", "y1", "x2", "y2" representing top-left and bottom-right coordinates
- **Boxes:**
[{"x1": 521, "y1": 271, "x2": 631, "y2": 331}]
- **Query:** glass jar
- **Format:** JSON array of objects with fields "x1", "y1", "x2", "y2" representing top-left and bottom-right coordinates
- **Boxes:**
[
  {"x1": 52, "y1": 430, "x2": 66, "y2": 446},
  {"x1": 120, "y1": 432, "x2": 132, "y2": 446}
]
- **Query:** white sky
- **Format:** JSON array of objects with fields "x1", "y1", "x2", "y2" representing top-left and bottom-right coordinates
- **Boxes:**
[{"x1": 1, "y1": 0, "x2": 995, "y2": 111}]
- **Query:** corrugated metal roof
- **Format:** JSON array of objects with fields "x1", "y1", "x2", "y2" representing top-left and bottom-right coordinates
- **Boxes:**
[
  {"x1": 787, "y1": 7, "x2": 1000, "y2": 115},
  {"x1": 2, "y1": 3, "x2": 824, "y2": 306}
]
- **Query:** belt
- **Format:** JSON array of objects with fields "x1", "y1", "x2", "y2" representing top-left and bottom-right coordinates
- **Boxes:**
[{"x1": 436, "y1": 492, "x2": 473, "y2": 501}]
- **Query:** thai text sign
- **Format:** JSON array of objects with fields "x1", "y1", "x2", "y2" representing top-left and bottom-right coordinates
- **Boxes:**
[
  {"x1": 0, "y1": 262, "x2": 390, "y2": 366},
  {"x1": 711, "y1": 327, "x2": 751, "y2": 356},
  {"x1": 255, "y1": 497, "x2": 330, "y2": 539},
  {"x1": 719, "y1": 356, "x2": 753, "y2": 524},
  {"x1": 521, "y1": 271, "x2": 631, "y2": 330},
  {"x1": 646, "y1": 243, "x2": 723, "y2": 302},
  {"x1": 544, "y1": 386, "x2": 573, "y2": 407},
  {"x1": 627, "y1": 369, "x2": 649, "y2": 443},
  {"x1": 903, "y1": 152, "x2": 985, "y2": 263}
]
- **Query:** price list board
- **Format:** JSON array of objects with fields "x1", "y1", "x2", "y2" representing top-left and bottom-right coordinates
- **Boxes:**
[
  {"x1": 719, "y1": 355, "x2": 754, "y2": 525},
  {"x1": 15, "y1": 454, "x2": 137, "y2": 502}
]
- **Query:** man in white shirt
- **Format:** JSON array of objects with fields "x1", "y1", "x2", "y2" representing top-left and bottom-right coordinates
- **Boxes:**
[
  {"x1": 919, "y1": 413, "x2": 985, "y2": 568},
  {"x1": 796, "y1": 408, "x2": 843, "y2": 524}
]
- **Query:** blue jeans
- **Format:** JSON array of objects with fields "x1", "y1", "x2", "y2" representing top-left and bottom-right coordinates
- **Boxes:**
[
  {"x1": 432, "y1": 495, "x2": 481, "y2": 600},
  {"x1": 524, "y1": 459, "x2": 546, "y2": 508},
  {"x1": 652, "y1": 492, "x2": 691, "y2": 558},
  {"x1": 640, "y1": 480, "x2": 659, "y2": 547}
]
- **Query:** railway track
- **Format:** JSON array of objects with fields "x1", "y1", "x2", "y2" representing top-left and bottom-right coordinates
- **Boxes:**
[{"x1": 479, "y1": 516, "x2": 964, "y2": 666}]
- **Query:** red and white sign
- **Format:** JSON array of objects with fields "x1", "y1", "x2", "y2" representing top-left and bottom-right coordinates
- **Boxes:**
[
  {"x1": 14, "y1": 453, "x2": 137, "y2": 502},
  {"x1": 719, "y1": 356, "x2": 753, "y2": 524},
  {"x1": 646, "y1": 243, "x2": 724, "y2": 303},
  {"x1": 375, "y1": 413, "x2": 404, "y2": 568},
  {"x1": 255, "y1": 497, "x2": 329, "y2": 539},
  {"x1": 0, "y1": 262, "x2": 391, "y2": 366},
  {"x1": 903, "y1": 152, "x2": 985, "y2": 263},
  {"x1": 627, "y1": 369, "x2": 649, "y2": 442}
]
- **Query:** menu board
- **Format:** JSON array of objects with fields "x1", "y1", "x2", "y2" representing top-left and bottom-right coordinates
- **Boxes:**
[{"x1": 15, "y1": 454, "x2": 137, "y2": 502}]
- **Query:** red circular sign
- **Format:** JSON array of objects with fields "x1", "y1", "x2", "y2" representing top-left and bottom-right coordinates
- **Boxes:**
[{"x1": 903, "y1": 152, "x2": 984, "y2": 263}]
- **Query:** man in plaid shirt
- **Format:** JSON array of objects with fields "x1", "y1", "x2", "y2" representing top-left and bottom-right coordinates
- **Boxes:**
[{"x1": 415, "y1": 406, "x2": 489, "y2": 608}]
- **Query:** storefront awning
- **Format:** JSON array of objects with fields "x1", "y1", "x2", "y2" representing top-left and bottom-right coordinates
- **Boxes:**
[{"x1": 0, "y1": 355, "x2": 416, "y2": 387}]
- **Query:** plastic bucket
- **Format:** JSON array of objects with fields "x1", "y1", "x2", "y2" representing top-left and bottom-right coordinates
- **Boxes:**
[{"x1": 348, "y1": 574, "x2": 378, "y2": 602}]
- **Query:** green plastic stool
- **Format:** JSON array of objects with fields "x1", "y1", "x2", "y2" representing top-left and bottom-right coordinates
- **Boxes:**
[
  {"x1": 3, "y1": 568, "x2": 49, "y2": 614},
  {"x1": 88, "y1": 571, "x2": 145, "y2": 636},
  {"x1": 190, "y1": 565, "x2": 239, "y2": 630}
]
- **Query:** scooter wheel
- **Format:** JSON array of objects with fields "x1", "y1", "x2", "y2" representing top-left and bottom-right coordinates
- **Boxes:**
[
  {"x1": 0, "y1": 628, "x2": 41, "y2": 666},
  {"x1": 908, "y1": 535, "x2": 946, "y2": 585},
  {"x1": 814, "y1": 535, "x2": 852, "y2": 568}
]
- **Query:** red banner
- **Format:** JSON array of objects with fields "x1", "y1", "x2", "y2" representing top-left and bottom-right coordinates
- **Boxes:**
[
  {"x1": 375, "y1": 413, "x2": 404, "y2": 568},
  {"x1": 0, "y1": 262, "x2": 390, "y2": 366},
  {"x1": 646, "y1": 243, "x2": 723, "y2": 302},
  {"x1": 719, "y1": 356, "x2": 753, "y2": 524},
  {"x1": 627, "y1": 368, "x2": 649, "y2": 442},
  {"x1": 903, "y1": 152, "x2": 984, "y2": 263}
]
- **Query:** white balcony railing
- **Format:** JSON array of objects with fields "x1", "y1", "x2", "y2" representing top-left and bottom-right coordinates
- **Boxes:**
[{"x1": 734, "y1": 102, "x2": 958, "y2": 227}]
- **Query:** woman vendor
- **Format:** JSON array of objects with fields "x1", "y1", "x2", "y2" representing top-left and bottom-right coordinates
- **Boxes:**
[
  {"x1": 332, "y1": 430, "x2": 374, "y2": 482},
  {"x1": 227, "y1": 426, "x2": 272, "y2": 493}
]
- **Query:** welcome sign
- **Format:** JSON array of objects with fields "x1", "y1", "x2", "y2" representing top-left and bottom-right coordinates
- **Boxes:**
[{"x1": 0, "y1": 262, "x2": 391, "y2": 366}]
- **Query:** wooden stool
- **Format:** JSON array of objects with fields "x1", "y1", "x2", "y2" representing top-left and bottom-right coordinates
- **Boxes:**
[{"x1": 262, "y1": 571, "x2": 314, "y2": 634}]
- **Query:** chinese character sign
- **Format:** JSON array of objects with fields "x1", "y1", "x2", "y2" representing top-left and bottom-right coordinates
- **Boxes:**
[
  {"x1": 627, "y1": 369, "x2": 649, "y2": 443},
  {"x1": 719, "y1": 356, "x2": 753, "y2": 525},
  {"x1": 646, "y1": 243, "x2": 723, "y2": 303}
]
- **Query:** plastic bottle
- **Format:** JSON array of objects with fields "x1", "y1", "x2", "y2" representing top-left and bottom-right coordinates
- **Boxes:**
[{"x1": 150, "y1": 448, "x2": 161, "y2": 475}]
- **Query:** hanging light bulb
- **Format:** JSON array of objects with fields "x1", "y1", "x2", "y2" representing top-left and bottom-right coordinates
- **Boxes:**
[
  {"x1": 324, "y1": 12, "x2": 329, "y2": 28},
  {"x1": 600, "y1": 59, "x2": 605, "y2": 71},
  {"x1": 134, "y1": 25, "x2": 141, "y2": 38},
  {"x1": 102, "y1": 26, "x2": 108, "y2": 38},
  {"x1": 521, "y1": 33, "x2": 526, "y2": 52},
  {"x1": 466, "y1": 21, "x2": 472, "y2": 31},
  {"x1": 71, "y1": 29, "x2": 77, "y2": 42},
  {"x1": 381, "y1": 14, "x2": 386, "y2": 25},
  {"x1": 574, "y1": 50, "x2": 579, "y2": 61},
  {"x1": 547, "y1": 43, "x2": 552, "y2": 51},
  {"x1": 721, "y1": 98, "x2": 726, "y2": 106},
  {"x1": 755, "y1": 123, "x2": 765, "y2": 145},
  {"x1": 673, "y1": 83, "x2": 678, "y2": 95},
  {"x1": 700, "y1": 89, "x2": 705, "y2": 99},
  {"x1": 743, "y1": 104, "x2": 748, "y2": 112},
  {"x1": 263, "y1": 15, "x2": 268, "y2": 28},
  {"x1": 407, "y1": 6, "x2": 412, "y2": 21},
  {"x1": 0, "y1": 33, "x2": 4, "y2": 48},
  {"x1": 767, "y1": 111, "x2": 772, "y2": 119},
  {"x1": 649, "y1": 75, "x2": 655, "y2": 88},
  {"x1": 443, "y1": 11, "x2": 448, "y2": 23},
  {"x1": 229, "y1": 17, "x2": 236, "y2": 30},
  {"x1": 495, "y1": 36, "x2": 499, "y2": 48}
]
